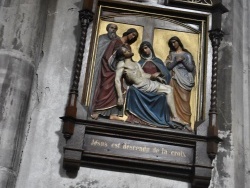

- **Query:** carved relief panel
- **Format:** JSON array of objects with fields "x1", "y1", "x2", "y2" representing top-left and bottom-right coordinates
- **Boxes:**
[
  {"x1": 82, "y1": 1, "x2": 208, "y2": 130},
  {"x1": 61, "y1": 1, "x2": 227, "y2": 187}
]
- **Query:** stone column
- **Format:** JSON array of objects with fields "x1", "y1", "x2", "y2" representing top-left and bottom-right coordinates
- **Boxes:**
[{"x1": 0, "y1": 0, "x2": 48, "y2": 187}]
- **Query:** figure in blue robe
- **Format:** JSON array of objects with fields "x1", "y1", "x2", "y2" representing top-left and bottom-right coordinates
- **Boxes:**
[{"x1": 126, "y1": 41, "x2": 181, "y2": 128}]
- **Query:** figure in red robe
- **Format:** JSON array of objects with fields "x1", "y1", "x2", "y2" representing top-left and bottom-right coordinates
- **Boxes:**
[{"x1": 91, "y1": 28, "x2": 139, "y2": 120}]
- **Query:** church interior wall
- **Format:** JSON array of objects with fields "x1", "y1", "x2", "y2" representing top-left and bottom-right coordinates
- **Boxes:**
[{"x1": 0, "y1": 0, "x2": 248, "y2": 187}]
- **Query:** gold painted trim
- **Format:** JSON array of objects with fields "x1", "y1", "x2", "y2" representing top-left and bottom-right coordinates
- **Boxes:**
[
  {"x1": 196, "y1": 20, "x2": 205, "y2": 120},
  {"x1": 84, "y1": 5, "x2": 102, "y2": 106}
]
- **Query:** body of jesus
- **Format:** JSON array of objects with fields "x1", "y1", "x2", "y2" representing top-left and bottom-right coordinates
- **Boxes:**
[{"x1": 115, "y1": 46, "x2": 181, "y2": 123}]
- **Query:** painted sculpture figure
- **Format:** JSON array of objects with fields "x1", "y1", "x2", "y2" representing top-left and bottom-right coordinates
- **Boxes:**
[
  {"x1": 165, "y1": 36, "x2": 196, "y2": 128},
  {"x1": 91, "y1": 24, "x2": 119, "y2": 101},
  {"x1": 138, "y1": 41, "x2": 171, "y2": 84},
  {"x1": 125, "y1": 41, "x2": 174, "y2": 127},
  {"x1": 91, "y1": 28, "x2": 139, "y2": 120},
  {"x1": 95, "y1": 23, "x2": 119, "y2": 70}
]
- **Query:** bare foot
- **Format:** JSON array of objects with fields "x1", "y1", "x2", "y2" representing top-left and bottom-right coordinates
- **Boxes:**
[
  {"x1": 91, "y1": 113, "x2": 99, "y2": 120},
  {"x1": 109, "y1": 115, "x2": 128, "y2": 121}
]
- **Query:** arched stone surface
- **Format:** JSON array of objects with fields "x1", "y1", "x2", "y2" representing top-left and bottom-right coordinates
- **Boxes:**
[{"x1": 0, "y1": 0, "x2": 48, "y2": 187}]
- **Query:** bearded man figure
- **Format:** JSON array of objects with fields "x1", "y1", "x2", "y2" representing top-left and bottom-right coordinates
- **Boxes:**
[
  {"x1": 90, "y1": 24, "x2": 119, "y2": 105},
  {"x1": 95, "y1": 23, "x2": 119, "y2": 69}
]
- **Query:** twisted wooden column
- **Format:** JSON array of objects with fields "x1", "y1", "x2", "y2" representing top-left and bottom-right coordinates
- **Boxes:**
[
  {"x1": 207, "y1": 29, "x2": 224, "y2": 160},
  {"x1": 62, "y1": 9, "x2": 94, "y2": 139}
]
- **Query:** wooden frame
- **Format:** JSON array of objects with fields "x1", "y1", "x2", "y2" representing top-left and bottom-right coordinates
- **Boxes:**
[{"x1": 61, "y1": 1, "x2": 227, "y2": 187}]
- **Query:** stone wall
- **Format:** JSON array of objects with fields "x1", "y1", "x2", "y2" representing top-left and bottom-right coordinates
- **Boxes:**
[
  {"x1": 0, "y1": 0, "x2": 48, "y2": 187},
  {"x1": 1, "y1": 0, "x2": 248, "y2": 187},
  {"x1": 210, "y1": 0, "x2": 250, "y2": 187}
]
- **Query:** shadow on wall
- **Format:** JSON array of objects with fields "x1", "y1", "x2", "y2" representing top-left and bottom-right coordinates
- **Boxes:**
[{"x1": 57, "y1": 0, "x2": 83, "y2": 179}]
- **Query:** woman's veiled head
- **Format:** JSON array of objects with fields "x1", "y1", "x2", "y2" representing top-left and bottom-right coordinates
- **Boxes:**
[{"x1": 138, "y1": 41, "x2": 155, "y2": 59}]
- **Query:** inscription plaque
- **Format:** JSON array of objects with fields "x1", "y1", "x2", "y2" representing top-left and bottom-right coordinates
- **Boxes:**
[{"x1": 84, "y1": 135, "x2": 193, "y2": 164}]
